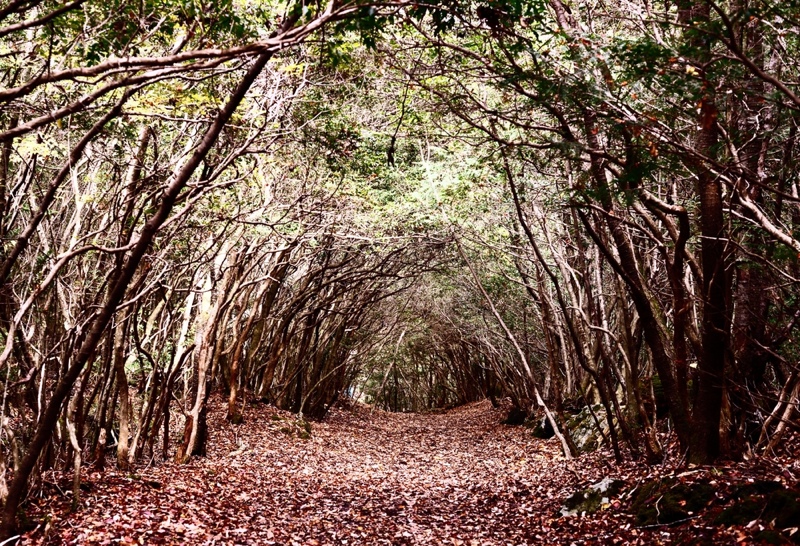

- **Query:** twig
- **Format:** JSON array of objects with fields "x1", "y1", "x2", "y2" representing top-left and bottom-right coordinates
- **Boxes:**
[{"x1": 636, "y1": 515, "x2": 700, "y2": 529}]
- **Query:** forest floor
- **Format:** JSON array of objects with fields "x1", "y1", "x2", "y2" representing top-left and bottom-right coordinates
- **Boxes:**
[{"x1": 19, "y1": 398, "x2": 800, "y2": 545}]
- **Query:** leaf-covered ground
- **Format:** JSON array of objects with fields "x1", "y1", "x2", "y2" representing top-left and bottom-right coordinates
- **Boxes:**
[{"x1": 19, "y1": 399, "x2": 800, "y2": 545}]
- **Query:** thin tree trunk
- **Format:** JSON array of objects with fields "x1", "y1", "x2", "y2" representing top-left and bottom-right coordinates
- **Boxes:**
[
  {"x1": 0, "y1": 44, "x2": 287, "y2": 538},
  {"x1": 113, "y1": 317, "x2": 132, "y2": 469},
  {"x1": 455, "y1": 236, "x2": 575, "y2": 459},
  {"x1": 66, "y1": 376, "x2": 83, "y2": 511}
]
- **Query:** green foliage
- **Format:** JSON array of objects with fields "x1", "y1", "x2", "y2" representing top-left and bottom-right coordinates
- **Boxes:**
[{"x1": 334, "y1": 6, "x2": 387, "y2": 50}]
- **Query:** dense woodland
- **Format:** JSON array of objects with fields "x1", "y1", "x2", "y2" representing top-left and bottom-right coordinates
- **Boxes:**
[{"x1": 1, "y1": 0, "x2": 800, "y2": 540}]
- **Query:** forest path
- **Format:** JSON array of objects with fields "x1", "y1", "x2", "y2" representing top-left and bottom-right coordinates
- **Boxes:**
[{"x1": 24, "y1": 399, "x2": 623, "y2": 545}]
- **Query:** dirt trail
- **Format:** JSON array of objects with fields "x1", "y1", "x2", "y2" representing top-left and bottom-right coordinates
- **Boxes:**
[
  {"x1": 22, "y1": 397, "x2": 800, "y2": 545},
  {"x1": 22, "y1": 400, "x2": 633, "y2": 545}
]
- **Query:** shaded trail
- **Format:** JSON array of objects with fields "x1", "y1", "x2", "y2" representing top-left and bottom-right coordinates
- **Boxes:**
[
  {"x1": 43, "y1": 399, "x2": 791, "y2": 545},
  {"x1": 24, "y1": 398, "x2": 799, "y2": 545},
  {"x1": 25, "y1": 399, "x2": 606, "y2": 545}
]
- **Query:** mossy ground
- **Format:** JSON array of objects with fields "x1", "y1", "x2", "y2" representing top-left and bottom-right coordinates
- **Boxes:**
[
  {"x1": 630, "y1": 478, "x2": 715, "y2": 525},
  {"x1": 715, "y1": 482, "x2": 800, "y2": 543},
  {"x1": 273, "y1": 414, "x2": 313, "y2": 440},
  {"x1": 560, "y1": 478, "x2": 626, "y2": 516}
]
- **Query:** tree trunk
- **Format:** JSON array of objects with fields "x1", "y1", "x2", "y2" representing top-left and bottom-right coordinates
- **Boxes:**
[
  {"x1": 0, "y1": 45, "x2": 283, "y2": 539},
  {"x1": 113, "y1": 317, "x2": 132, "y2": 470}
]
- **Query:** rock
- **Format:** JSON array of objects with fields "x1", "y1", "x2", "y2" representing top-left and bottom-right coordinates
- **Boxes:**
[
  {"x1": 631, "y1": 478, "x2": 715, "y2": 526},
  {"x1": 733, "y1": 480, "x2": 785, "y2": 498},
  {"x1": 559, "y1": 477, "x2": 627, "y2": 517},
  {"x1": 565, "y1": 404, "x2": 612, "y2": 453},
  {"x1": 297, "y1": 419, "x2": 312, "y2": 440},
  {"x1": 531, "y1": 415, "x2": 554, "y2": 439},
  {"x1": 752, "y1": 530, "x2": 787, "y2": 545},
  {"x1": 501, "y1": 406, "x2": 527, "y2": 426},
  {"x1": 717, "y1": 482, "x2": 800, "y2": 535},
  {"x1": 276, "y1": 417, "x2": 313, "y2": 440}
]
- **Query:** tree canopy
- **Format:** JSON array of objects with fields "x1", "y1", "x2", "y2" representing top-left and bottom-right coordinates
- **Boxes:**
[{"x1": 1, "y1": 0, "x2": 800, "y2": 538}]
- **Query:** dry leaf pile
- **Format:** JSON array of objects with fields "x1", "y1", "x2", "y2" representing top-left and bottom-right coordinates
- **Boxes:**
[{"x1": 18, "y1": 398, "x2": 800, "y2": 545}]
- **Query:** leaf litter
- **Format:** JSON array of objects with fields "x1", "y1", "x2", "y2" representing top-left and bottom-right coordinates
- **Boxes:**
[{"x1": 19, "y1": 397, "x2": 800, "y2": 545}]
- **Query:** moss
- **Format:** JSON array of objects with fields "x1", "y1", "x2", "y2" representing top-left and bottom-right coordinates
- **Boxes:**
[
  {"x1": 636, "y1": 498, "x2": 687, "y2": 526},
  {"x1": 650, "y1": 375, "x2": 668, "y2": 419},
  {"x1": 563, "y1": 488, "x2": 603, "y2": 514},
  {"x1": 716, "y1": 498, "x2": 763, "y2": 525},
  {"x1": 734, "y1": 481, "x2": 784, "y2": 498},
  {"x1": 766, "y1": 490, "x2": 800, "y2": 529},
  {"x1": 678, "y1": 483, "x2": 716, "y2": 512},
  {"x1": 276, "y1": 418, "x2": 313, "y2": 440},
  {"x1": 271, "y1": 414, "x2": 283, "y2": 421},
  {"x1": 717, "y1": 485, "x2": 800, "y2": 532},
  {"x1": 563, "y1": 404, "x2": 615, "y2": 453},
  {"x1": 632, "y1": 479, "x2": 714, "y2": 526},
  {"x1": 753, "y1": 530, "x2": 788, "y2": 545},
  {"x1": 631, "y1": 480, "x2": 663, "y2": 510},
  {"x1": 532, "y1": 416, "x2": 554, "y2": 439},
  {"x1": 560, "y1": 478, "x2": 626, "y2": 516}
]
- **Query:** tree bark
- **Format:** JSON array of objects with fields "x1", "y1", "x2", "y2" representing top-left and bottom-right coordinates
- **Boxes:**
[{"x1": 0, "y1": 44, "x2": 282, "y2": 539}]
